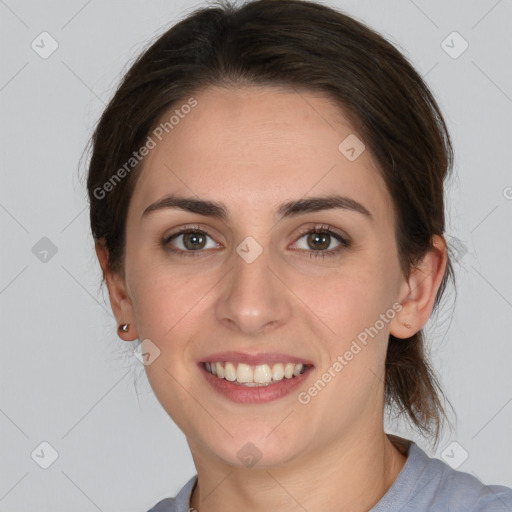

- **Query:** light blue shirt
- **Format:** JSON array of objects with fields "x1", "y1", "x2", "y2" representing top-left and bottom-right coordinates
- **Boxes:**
[{"x1": 146, "y1": 440, "x2": 512, "y2": 511}]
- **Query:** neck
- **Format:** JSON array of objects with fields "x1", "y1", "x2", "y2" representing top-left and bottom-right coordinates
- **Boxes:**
[{"x1": 189, "y1": 432, "x2": 408, "y2": 512}]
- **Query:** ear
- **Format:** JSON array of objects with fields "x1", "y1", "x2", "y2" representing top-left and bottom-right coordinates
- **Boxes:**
[
  {"x1": 95, "y1": 240, "x2": 139, "y2": 341},
  {"x1": 390, "y1": 234, "x2": 448, "y2": 339}
]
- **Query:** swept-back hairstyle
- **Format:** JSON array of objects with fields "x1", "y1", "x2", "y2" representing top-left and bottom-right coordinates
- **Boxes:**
[{"x1": 86, "y1": 0, "x2": 455, "y2": 445}]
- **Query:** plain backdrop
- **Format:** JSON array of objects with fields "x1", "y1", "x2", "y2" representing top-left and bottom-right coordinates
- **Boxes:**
[{"x1": 1, "y1": 0, "x2": 511, "y2": 510}]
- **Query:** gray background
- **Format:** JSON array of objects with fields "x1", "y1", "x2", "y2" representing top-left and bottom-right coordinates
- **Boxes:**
[{"x1": 1, "y1": 0, "x2": 511, "y2": 510}]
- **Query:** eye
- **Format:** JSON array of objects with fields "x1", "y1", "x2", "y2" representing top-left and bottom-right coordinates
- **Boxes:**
[
  {"x1": 162, "y1": 226, "x2": 220, "y2": 255},
  {"x1": 291, "y1": 224, "x2": 350, "y2": 258},
  {"x1": 161, "y1": 223, "x2": 350, "y2": 259}
]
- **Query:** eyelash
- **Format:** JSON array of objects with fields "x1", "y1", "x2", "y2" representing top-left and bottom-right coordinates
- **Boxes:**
[
  {"x1": 294, "y1": 224, "x2": 351, "y2": 258},
  {"x1": 161, "y1": 223, "x2": 351, "y2": 259}
]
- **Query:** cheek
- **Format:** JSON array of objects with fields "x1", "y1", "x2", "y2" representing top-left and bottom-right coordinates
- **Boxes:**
[
  {"x1": 309, "y1": 261, "x2": 396, "y2": 369},
  {"x1": 312, "y1": 272, "x2": 393, "y2": 406},
  {"x1": 318, "y1": 264, "x2": 389, "y2": 325},
  {"x1": 127, "y1": 257, "x2": 224, "y2": 348}
]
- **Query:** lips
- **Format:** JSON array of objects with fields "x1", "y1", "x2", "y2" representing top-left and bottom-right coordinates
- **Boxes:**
[
  {"x1": 198, "y1": 351, "x2": 314, "y2": 367},
  {"x1": 196, "y1": 350, "x2": 315, "y2": 403},
  {"x1": 203, "y1": 361, "x2": 310, "y2": 385},
  {"x1": 199, "y1": 361, "x2": 314, "y2": 403}
]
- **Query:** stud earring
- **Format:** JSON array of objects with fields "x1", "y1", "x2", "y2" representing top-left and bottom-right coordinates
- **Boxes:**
[{"x1": 118, "y1": 323, "x2": 130, "y2": 333}]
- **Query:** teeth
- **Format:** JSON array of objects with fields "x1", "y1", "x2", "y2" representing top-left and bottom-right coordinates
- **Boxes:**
[
  {"x1": 254, "y1": 364, "x2": 272, "y2": 383},
  {"x1": 203, "y1": 361, "x2": 308, "y2": 385},
  {"x1": 293, "y1": 364, "x2": 303, "y2": 377},
  {"x1": 272, "y1": 363, "x2": 284, "y2": 381},
  {"x1": 224, "y1": 362, "x2": 236, "y2": 382},
  {"x1": 284, "y1": 363, "x2": 295, "y2": 379},
  {"x1": 236, "y1": 363, "x2": 253, "y2": 383}
]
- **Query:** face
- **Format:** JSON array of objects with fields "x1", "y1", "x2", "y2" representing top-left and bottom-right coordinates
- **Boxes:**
[{"x1": 118, "y1": 86, "x2": 411, "y2": 468}]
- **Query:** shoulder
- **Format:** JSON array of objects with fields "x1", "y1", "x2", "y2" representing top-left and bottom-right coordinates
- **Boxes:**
[
  {"x1": 421, "y1": 456, "x2": 512, "y2": 511},
  {"x1": 393, "y1": 441, "x2": 512, "y2": 512},
  {"x1": 146, "y1": 497, "x2": 176, "y2": 512},
  {"x1": 145, "y1": 475, "x2": 197, "y2": 512}
]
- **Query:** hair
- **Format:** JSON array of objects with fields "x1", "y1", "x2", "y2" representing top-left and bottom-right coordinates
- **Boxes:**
[{"x1": 85, "y1": 0, "x2": 456, "y2": 446}]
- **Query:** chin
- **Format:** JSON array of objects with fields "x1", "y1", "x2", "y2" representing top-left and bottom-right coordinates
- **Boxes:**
[{"x1": 205, "y1": 432, "x2": 303, "y2": 469}]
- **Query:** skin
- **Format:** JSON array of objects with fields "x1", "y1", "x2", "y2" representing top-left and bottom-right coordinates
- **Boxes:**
[{"x1": 96, "y1": 85, "x2": 448, "y2": 512}]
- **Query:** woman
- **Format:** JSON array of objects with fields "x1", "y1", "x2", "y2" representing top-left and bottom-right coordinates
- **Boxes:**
[{"x1": 86, "y1": 0, "x2": 512, "y2": 510}]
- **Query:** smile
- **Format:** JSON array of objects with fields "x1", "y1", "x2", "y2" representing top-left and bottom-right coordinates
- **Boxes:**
[{"x1": 203, "y1": 361, "x2": 311, "y2": 386}]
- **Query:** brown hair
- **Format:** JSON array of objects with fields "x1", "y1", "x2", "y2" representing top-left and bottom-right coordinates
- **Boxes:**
[{"x1": 86, "y1": 0, "x2": 455, "y2": 445}]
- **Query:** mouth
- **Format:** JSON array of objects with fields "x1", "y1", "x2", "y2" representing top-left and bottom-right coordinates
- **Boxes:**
[
  {"x1": 197, "y1": 352, "x2": 315, "y2": 404},
  {"x1": 201, "y1": 360, "x2": 314, "y2": 387}
]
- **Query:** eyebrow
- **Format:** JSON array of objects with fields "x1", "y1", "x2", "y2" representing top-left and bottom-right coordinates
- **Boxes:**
[{"x1": 141, "y1": 194, "x2": 373, "y2": 222}]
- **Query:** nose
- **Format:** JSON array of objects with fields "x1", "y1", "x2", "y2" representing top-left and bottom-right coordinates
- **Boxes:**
[{"x1": 214, "y1": 244, "x2": 292, "y2": 336}]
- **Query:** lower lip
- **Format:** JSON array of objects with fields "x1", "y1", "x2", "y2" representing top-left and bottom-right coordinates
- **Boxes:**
[{"x1": 198, "y1": 363, "x2": 314, "y2": 404}]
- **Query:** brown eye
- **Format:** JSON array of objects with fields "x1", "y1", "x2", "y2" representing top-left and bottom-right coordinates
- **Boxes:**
[
  {"x1": 295, "y1": 230, "x2": 344, "y2": 252},
  {"x1": 291, "y1": 225, "x2": 350, "y2": 258},
  {"x1": 181, "y1": 232, "x2": 207, "y2": 250},
  {"x1": 306, "y1": 232, "x2": 332, "y2": 251},
  {"x1": 164, "y1": 229, "x2": 218, "y2": 253}
]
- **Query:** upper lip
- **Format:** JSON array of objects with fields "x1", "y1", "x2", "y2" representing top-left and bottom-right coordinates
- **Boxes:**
[{"x1": 199, "y1": 351, "x2": 314, "y2": 366}]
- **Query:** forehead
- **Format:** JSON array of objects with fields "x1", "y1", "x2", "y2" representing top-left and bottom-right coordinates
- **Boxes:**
[{"x1": 130, "y1": 85, "x2": 394, "y2": 223}]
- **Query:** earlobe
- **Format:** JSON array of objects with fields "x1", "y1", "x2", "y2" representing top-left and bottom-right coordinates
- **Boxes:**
[
  {"x1": 95, "y1": 240, "x2": 139, "y2": 341},
  {"x1": 390, "y1": 235, "x2": 448, "y2": 339}
]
